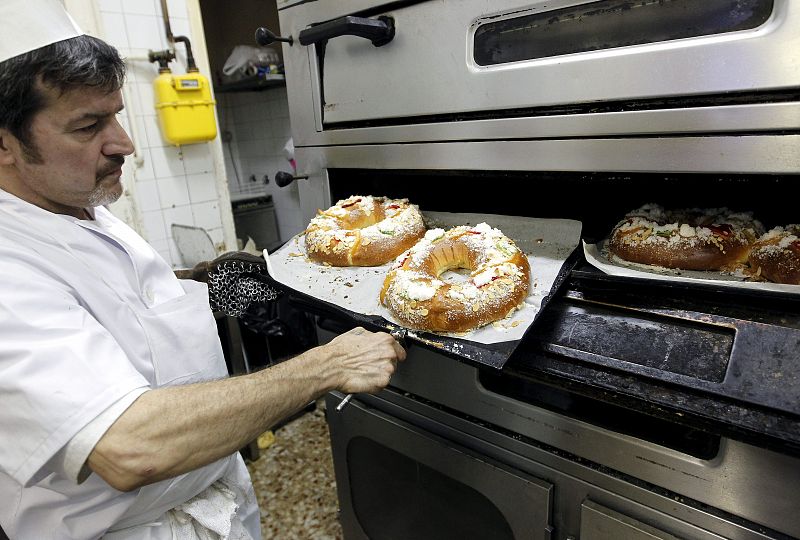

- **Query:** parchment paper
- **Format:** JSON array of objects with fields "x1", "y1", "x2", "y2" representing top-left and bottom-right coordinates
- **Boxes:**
[
  {"x1": 264, "y1": 212, "x2": 582, "y2": 344},
  {"x1": 584, "y1": 239, "x2": 800, "y2": 295}
]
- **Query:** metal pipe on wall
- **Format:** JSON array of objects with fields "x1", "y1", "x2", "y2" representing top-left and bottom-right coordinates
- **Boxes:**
[{"x1": 160, "y1": 0, "x2": 198, "y2": 71}]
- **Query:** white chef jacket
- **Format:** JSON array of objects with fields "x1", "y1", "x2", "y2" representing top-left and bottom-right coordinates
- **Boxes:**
[{"x1": 0, "y1": 189, "x2": 261, "y2": 539}]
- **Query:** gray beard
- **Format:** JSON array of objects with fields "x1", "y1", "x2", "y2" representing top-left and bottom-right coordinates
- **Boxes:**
[{"x1": 87, "y1": 179, "x2": 123, "y2": 207}]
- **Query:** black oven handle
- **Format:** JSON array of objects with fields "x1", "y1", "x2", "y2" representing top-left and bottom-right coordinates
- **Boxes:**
[{"x1": 298, "y1": 15, "x2": 395, "y2": 47}]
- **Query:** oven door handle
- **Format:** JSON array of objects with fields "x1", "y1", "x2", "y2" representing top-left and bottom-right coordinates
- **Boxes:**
[{"x1": 298, "y1": 15, "x2": 395, "y2": 47}]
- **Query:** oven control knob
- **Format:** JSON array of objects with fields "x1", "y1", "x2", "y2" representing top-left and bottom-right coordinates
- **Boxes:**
[
  {"x1": 255, "y1": 27, "x2": 293, "y2": 46},
  {"x1": 275, "y1": 171, "x2": 309, "y2": 187}
]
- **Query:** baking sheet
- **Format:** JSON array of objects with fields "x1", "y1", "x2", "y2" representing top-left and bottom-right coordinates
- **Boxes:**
[
  {"x1": 265, "y1": 212, "x2": 582, "y2": 345},
  {"x1": 584, "y1": 239, "x2": 800, "y2": 295}
]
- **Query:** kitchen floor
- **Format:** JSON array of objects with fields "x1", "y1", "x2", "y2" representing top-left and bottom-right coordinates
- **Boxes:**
[{"x1": 246, "y1": 399, "x2": 344, "y2": 539}]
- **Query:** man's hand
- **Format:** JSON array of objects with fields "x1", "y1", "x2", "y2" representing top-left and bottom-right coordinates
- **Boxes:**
[
  {"x1": 177, "y1": 252, "x2": 281, "y2": 317},
  {"x1": 321, "y1": 327, "x2": 407, "y2": 394}
]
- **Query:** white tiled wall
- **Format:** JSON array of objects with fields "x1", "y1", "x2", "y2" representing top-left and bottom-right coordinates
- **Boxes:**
[
  {"x1": 218, "y1": 88, "x2": 304, "y2": 242},
  {"x1": 95, "y1": 0, "x2": 231, "y2": 267}
]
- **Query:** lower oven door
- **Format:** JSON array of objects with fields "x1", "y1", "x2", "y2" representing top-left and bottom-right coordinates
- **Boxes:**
[
  {"x1": 326, "y1": 392, "x2": 777, "y2": 540},
  {"x1": 325, "y1": 393, "x2": 555, "y2": 540}
]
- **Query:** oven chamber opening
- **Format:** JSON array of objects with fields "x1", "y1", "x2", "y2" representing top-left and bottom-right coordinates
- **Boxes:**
[{"x1": 328, "y1": 169, "x2": 798, "y2": 242}]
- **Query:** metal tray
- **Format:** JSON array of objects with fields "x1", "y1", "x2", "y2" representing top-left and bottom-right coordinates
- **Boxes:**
[
  {"x1": 540, "y1": 261, "x2": 800, "y2": 417},
  {"x1": 272, "y1": 249, "x2": 581, "y2": 369},
  {"x1": 263, "y1": 213, "x2": 583, "y2": 369},
  {"x1": 583, "y1": 239, "x2": 800, "y2": 297}
]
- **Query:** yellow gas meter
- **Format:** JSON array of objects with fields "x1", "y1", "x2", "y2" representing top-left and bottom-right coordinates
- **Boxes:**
[{"x1": 153, "y1": 69, "x2": 217, "y2": 146}]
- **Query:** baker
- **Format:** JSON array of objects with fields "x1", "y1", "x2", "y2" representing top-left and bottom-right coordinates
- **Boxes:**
[{"x1": 0, "y1": 1, "x2": 405, "y2": 538}]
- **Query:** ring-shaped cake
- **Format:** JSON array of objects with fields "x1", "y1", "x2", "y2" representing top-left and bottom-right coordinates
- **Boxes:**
[
  {"x1": 305, "y1": 196, "x2": 426, "y2": 266},
  {"x1": 380, "y1": 223, "x2": 530, "y2": 333},
  {"x1": 748, "y1": 225, "x2": 800, "y2": 284},
  {"x1": 608, "y1": 204, "x2": 763, "y2": 271}
]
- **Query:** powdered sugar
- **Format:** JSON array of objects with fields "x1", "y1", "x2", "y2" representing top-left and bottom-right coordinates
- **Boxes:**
[{"x1": 614, "y1": 204, "x2": 764, "y2": 249}]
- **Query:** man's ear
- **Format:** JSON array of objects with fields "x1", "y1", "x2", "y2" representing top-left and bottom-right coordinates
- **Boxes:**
[
  {"x1": 0, "y1": 129, "x2": 18, "y2": 166},
  {"x1": 0, "y1": 129, "x2": 14, "y2": 165}
]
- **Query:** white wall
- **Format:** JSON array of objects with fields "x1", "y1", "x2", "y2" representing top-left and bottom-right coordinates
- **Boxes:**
[
  {"x1": 69, "y1": 0, "x2": 237, "y2": 267},
  {"x1": 218, "y1": 87, "x2": 304, "y2": 242},
  {"x1": 66, "y1": 0, "x2": 305, "y2": 259}
]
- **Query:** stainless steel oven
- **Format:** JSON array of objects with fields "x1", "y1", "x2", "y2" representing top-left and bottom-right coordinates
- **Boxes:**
[
  {"x1": 267, "y1": 1, "x2": 800, "y2": 538},
  {"x1": 278, "y1": 0, "x2": 800, "y2": 148}
]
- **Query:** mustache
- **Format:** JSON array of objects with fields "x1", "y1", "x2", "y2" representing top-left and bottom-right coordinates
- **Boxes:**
[{"x1": 97, "y1": 155, "x2": 126, "y2": 179}]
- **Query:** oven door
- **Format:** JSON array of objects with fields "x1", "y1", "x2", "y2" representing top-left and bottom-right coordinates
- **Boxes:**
[
  {"x1": 325, "y1": 389, "x2": 790, "y2": 540},
  {"x1": 325, "y1": 393, "x2": 556, "y2": 540},
  {"x1": 279, "y1": 0, "x2": 800, "y2": 146}
]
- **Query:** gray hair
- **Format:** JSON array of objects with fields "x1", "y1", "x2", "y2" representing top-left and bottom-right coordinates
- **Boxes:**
[{"x1": 0, "y1": 35, "x2": 126, "y2": 156}]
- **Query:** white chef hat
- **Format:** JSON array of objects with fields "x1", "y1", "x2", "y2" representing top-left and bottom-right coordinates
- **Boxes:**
[{"x1": 0, "y1": 0, "x2": 83, "y2": 64}]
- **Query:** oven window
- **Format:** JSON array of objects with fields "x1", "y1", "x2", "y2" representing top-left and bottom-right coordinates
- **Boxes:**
[
  {"x1": 474, "y1": 0, "x2": 774, "y2": 66},
  {"x1": 347, "y1": 437, "x2": 515, "y2": 540}
]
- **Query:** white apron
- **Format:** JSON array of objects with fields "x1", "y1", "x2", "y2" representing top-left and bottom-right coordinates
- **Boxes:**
[{"x1": 0, "y1": 192, "x2": 260, "y2": 539}]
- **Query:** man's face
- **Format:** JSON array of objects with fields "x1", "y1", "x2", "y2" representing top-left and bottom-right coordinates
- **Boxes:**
[{"x1": 1, "y1": 84, "x2": 134, "y2": 217}]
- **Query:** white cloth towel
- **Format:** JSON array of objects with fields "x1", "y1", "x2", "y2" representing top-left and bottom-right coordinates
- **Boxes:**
[{"x1": 166, "y1": 480, "x2": 253, "y2": 540}]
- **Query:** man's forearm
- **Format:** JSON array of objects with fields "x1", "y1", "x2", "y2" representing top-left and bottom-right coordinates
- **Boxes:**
[{"x1": 88, "y1": 345, "x2": 339, "y2": 491}]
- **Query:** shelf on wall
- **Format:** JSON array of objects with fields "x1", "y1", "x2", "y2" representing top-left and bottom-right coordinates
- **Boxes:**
[{"x1": 215, "y1": 74, "x2": 285, "y2": 93}]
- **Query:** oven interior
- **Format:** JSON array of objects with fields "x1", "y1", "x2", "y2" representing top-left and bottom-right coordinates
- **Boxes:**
[{"x1": 329, "y1": 169, "x2": 798, "y2": 241}]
